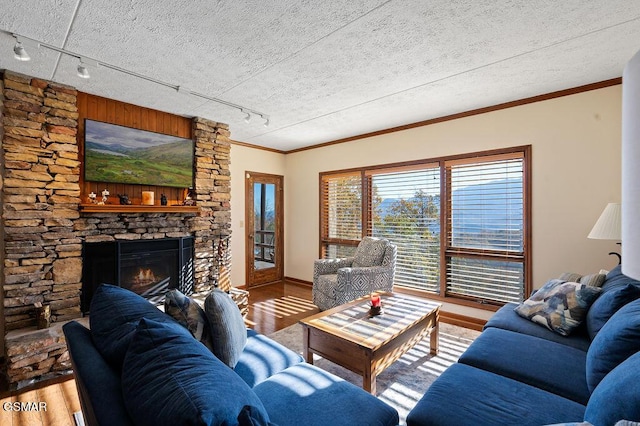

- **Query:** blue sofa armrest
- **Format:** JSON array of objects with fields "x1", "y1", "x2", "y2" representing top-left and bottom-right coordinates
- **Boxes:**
[
  {"x1": 235, "y1": 329, "x2": 304, "y2": 388},
  {"x1": 63, "y1": 321, "x2": 134, "y2": 426}
]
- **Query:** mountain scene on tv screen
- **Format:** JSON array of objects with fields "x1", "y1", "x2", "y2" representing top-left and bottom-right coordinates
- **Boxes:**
[{"x1": 84, "y1": 120, "x2": 193, "y2": 188}]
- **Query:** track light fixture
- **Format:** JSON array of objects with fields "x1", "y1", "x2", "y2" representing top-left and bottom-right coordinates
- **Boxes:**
[
  {"x1": 77, "y1": 60, "x2": 90, "y2": 79},
  {"x1": 176, "y1": 86, "x2": 191, "y2": 95},
  {"x1": 13, "y1": 41, "x2": 30, "y2": 61},
  {"x1": 6, "y1": 31, "x2": 270, "y2": 122},
  {"x1": 13, "y1": 36, "x2": 32, "y2": 61}
]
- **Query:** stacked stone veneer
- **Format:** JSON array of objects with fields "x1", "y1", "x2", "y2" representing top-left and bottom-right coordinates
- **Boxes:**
[{"x1": 0, "y1": 70, "x2": 232, "y2": 386}]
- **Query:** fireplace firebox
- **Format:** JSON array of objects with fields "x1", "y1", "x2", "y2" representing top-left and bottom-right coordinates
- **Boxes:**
[{"x1": 82, "y1": 237, "x2": 194, "y2": 313}]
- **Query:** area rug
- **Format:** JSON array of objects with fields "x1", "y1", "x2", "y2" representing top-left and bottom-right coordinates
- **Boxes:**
[{"x1": 268, "y1": 322, "x2": 480, "y2": 426}]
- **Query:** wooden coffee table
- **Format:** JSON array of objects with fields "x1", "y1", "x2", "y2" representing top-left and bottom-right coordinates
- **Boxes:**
[{"x1": 299, "y1": 292, "x2": 441, "y2": 395}]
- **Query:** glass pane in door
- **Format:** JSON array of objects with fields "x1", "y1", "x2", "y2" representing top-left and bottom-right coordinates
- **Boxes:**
[{"x1": 254, "y1": 183, "x2": 276, "y2": 270}]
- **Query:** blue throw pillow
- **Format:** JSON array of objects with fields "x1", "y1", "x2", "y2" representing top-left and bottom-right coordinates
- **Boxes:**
[
  {"x1": 204, "y1": 289, "x2": 247, "y2": 368},
  {"x1": 600, "y1": 265, "x2": 640, "y2": 293},
  {"x1": 586, "y1": 283, "x2": 640, "y2": 340},
  {"x1": 121, "y1": 318, "x2": 269, "y2": 426},
  {"x1": 586, "y1": 298, "x2": 640, "y2": 392},
  {"x1": 585, "y1": 351, "x2": 640, "y2": 425},
  {"x1": 90, "y1": 284, "x2": 174, "y2": 367}
]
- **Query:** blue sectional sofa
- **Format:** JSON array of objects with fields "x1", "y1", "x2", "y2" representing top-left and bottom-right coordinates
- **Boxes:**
[
  {"x1": 407, "y1": 265, "x2": 640, "y2": 426},
  {"x1": 63, "y1": 284, "x2": 399, "y2": 426}
]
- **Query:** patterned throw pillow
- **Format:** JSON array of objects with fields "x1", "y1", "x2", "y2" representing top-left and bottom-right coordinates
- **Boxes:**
[
  {"x1": 579, "y1": 273, "x2": 607, "y2": 288},
  {"x1": 514, "y1": 279, "x2": 602, "y2": 336},
  {"x1": 558, "y1": 272, "x2": 606, "y2": 287},
  {"x1": 165, "y1": 289, "x2": 214, "y2": 352},
  {"x1": 352, "y1": 237, "x2": 389, "y2": 267},
  {"x1": 558, "y1": 272, "x2": 583, "y2": 283}
]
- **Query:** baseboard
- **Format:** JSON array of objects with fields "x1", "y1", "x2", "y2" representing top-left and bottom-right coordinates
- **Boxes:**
[
  {"x1": 440, "y1": 311, "x2": 486, "y2": 331},
  {"x1": 284, "y1": 276, "x2": 312, "y2": 287}
]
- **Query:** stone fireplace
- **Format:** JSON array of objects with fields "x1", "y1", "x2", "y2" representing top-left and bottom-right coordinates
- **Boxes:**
[{"x1": 0, "y1": 70, "x2": 232, "y2": 387}]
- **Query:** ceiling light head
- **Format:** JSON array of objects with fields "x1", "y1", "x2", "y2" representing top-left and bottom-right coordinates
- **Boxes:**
[
  {"x1": 177, "y1": 86, "x2": 191, "y2": 96},
  {"x1": 243, "y1": 110, "x2": 251, "y2": 123},
  {"x1": 77, "y1": 60, "x2": 90, "y2": 79},
  {"x1": 262, "y1": 116, "x2": 270, "y2": 127},
  {"x1": 13, "y1": 41, "x2": 30, "y2": 61}
]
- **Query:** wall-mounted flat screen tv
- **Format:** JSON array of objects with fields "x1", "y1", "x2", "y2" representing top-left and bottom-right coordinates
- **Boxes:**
[{"x1": 84, "y1": 119, "x2": 194, "y2": 188}]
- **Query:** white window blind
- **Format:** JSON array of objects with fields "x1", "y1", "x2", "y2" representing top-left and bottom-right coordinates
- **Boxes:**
[
  {"x1": 320, "y1": 173, "x2": 362, "y2": 258},
  {"x1": 369, "y1": 166, "x2": 440, "y2": 293},
  {"x1": 446, "y1": 155, "x2": 525, "y2": 303}
]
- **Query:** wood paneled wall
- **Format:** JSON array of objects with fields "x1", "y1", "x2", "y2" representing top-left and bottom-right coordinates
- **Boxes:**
[{"x1": 77, "y1": 93, "x2": 193, "y2": 206}]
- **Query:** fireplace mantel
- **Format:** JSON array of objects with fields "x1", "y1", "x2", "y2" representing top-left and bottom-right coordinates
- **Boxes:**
[{"x1": 79, "y1": 204, "x2": 200, "y2": 213}]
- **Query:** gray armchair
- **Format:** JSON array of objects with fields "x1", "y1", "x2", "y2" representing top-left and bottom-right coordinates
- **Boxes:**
[{"x1": 312, "y1": 237, "x2": 397, "y2": 311}]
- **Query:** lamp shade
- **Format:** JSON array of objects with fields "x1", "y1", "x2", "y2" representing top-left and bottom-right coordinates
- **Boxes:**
[
  {"x1": 588, "y1": 203, "x2": 621, "y2": 240},
  {"x1": 622, "y1": 49, "x2": 640, "y2": 280}
]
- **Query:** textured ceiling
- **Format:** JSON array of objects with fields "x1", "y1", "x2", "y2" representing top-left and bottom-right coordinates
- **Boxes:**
[{"x1": 1, "y1": 1, "x2": 640, "y2": 151}]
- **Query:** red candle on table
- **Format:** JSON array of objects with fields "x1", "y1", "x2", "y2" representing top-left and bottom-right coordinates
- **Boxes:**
[{"x1": 371, "y1": 294, "x2": 381, "y2": 308}]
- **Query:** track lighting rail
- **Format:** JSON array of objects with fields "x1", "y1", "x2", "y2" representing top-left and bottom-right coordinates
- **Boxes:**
[{"x1": 5, "y1": 31, "x2": 269, "y2": 125}]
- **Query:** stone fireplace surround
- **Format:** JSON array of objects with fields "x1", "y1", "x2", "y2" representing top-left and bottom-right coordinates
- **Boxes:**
[{"x1": 0, "y1": 70, "x2": 232, "y2": 387}]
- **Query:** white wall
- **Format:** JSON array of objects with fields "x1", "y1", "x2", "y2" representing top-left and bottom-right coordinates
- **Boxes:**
[
  {"x1": 229, "y1": 145, "x2": 286, "y2": 287},
  {"x1": 231, "y1": 85, "x2": 622, "y2": 319}
]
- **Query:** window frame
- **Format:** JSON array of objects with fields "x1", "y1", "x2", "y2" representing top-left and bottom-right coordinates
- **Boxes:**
[
  {"x1": 319, "y1": 146, "x2": 532, "y2": 310},
  {"x1": 319, "y1": 170, "x2": 365, "y2": 257}
]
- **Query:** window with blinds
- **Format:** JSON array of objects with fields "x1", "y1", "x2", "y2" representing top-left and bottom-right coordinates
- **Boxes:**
[
  {"x1": 320, "y1": 172, "x2": 362, "y2": 258},
  {"x1": 368, "y1": 165, "x2": 441, "y2": 293},
  {"x1": 445, "y1": 154, "x2": 526, "y2": 303},
  {"x1": 319, "y1": 146, "x2": 530, "y2": 307}
]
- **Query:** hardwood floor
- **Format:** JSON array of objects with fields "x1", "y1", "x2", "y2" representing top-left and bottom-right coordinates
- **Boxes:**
[
  {"x1": 244, "y1": 281, "x2": 318, "y2": 335},
  {"x1": 0, "y1": 281, "x2": 315, "y2": 426},
  {"x1": 0, "y1": 377, "x2": 81, "y2": 426}
]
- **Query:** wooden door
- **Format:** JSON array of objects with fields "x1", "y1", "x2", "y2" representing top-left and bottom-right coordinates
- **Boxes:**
[{"x1": 245, "y1": 172, "x2": 283, "y2": 287}]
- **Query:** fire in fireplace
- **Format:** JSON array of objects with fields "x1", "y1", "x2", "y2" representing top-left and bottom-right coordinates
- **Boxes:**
[
  {"x1": 133, "y1": 268, "x2": 159, "y2": 287},
  {"x1": 82, "y1": 237, "x2": 194, "y2": 312}
]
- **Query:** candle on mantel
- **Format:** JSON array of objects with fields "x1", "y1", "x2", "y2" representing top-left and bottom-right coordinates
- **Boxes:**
[
  {"x1": 141, "y1": 191, "x2": 155, "y2": 206},
  {"x1": 371, "y1": 293, "x2": 381, "y2": 308}
]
